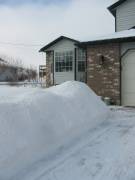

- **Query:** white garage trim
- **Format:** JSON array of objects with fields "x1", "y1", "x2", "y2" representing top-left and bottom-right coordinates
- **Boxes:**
[{"x1": 121, "y1": 49, "x2": 135, "y2": 106}]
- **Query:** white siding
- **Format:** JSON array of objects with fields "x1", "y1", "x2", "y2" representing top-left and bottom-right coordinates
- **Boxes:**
[
  {"x1": 121, "y1": 42, "x2": 135, "y2": 56},
  {"x1": 47, "y1": 39, "x2": 76, "y2": 84},
  {"x1": 116, "y1": 0, "x2": 135, "y2": 31},
  {"x1": 121, "y1": 49, "x2": 135, "y2": 106}
]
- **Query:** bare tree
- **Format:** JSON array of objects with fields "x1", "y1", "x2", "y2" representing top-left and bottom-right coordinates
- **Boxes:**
[{"x1": 0, "y1": 55, "x2": 37, "y2": 82}]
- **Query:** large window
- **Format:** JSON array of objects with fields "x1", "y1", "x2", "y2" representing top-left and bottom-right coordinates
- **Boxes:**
[{"x1": 55, "y1": 51, "x2": 73, "y2": 72}]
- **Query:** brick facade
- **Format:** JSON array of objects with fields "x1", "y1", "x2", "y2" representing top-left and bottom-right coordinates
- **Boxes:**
[
  {"x1": 46, "y1": 51, "x2": 54, "y2": 87},
  {"x1": 86, "y1": 43, "x2": 121, "y2": 105}
]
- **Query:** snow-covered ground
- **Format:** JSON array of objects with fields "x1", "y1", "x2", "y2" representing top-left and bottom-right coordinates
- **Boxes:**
[
  {"x1": 37, "y1": 107, "x2": 135, "y2": 180},
  {"x1": 0, "y1": 82, "x2": 135, "y2": 180}
]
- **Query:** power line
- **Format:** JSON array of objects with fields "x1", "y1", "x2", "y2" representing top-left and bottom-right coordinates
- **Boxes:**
[{"x1": 0, "y1": 41, "x2": 44, "y2": 47}]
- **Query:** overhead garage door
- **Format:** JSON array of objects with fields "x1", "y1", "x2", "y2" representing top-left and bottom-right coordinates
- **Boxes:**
[{"x1": 122, "y1": 49, "x2": 135, "y2": 106}]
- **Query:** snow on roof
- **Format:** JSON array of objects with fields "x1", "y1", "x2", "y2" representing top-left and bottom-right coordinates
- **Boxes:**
[
  {"x1": 39, "y1": 36, "x2": 79, "y2": 52},
  {"x1": 40, "y1": 29, "x2": 135, "y2": 52},
  {"x1": 80, "y1": 29, "x2": 135, "y2": 45},
  {"x1": 92, "y1": 29, "x2": 135, "y2": 41}
]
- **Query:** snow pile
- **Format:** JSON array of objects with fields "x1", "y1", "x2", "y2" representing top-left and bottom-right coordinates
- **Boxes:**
[{"x1": 0, "y1": 81, "x2": 109, "y2": 179}]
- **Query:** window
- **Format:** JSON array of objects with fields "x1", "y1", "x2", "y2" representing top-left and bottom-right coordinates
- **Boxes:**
[
  {"x1": 77, "y1": 49, "x2": 86, "y2": 61},
  {"x1": 55, "y1": 51, "x2": 73, "y2": 72},
  {"x1": 77, "y1": 49, "x2": 86, "y2": 72},
  {"x1": 78, "y1": 61, "x2": 85, "y2": 72}
]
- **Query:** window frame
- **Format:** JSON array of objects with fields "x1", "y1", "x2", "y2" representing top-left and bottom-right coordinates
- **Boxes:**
[
  {"x1": 78, "y1": 61, "x2": 85, "y2": 72},
  {"x1": 55, "y1": 51, "x2": 73, "y2": 72},
  {"x1": 77, "y1": 49, "x2": 86, "y2": 72}
]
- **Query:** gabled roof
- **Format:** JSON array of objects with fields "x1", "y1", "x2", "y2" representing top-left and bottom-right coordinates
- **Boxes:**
[
  {"x1": 77, "y1": 29, "x2": 135, "y2": 47},
  {"x1": 108, "y1": 0, "x2": 127, "y2": 16},
  {"x1": 39, "y1": 36, "x2": 80, "y2": 52}
]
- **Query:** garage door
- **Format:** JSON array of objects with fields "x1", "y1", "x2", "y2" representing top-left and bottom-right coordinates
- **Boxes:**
[{"x1": 122, "y1": 49, "x2": 135, "y2": 106}]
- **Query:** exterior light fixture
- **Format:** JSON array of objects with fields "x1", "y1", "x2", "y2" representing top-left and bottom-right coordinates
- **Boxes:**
[{"x1": 99, "y1": 55, "x2": 105, "y2": 65}]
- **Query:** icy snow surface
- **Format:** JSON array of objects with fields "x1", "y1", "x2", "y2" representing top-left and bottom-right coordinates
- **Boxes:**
[
  {"x1": 38, "y1": 107, "x2": 135, "y2": 180},
  {"x1": 0, "y1": 81, "x2": 109, "y2": 180},
  {"x1": 1, "y1": 82, "x2": 135, "y2": 180}
]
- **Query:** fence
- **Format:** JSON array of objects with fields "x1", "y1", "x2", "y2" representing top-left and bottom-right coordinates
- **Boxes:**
[{"x1": 0, "y1": 81, "x2": 46, "y2": 88}]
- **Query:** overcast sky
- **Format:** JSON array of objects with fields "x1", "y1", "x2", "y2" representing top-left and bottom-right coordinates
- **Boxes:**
[{"x1": 0, "y1": 0, "x2": 117, "y2": 68}]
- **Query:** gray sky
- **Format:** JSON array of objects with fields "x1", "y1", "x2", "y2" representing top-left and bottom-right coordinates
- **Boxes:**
[{"x1": 0, "y1": 0, "x2": 116, "y2": 68}]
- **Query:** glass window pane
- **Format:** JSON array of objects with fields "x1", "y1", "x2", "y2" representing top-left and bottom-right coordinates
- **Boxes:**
[
  {"x1": 55, "y1": 51, "x2": 73, "y2": 72},
  {"x1": 78, "y1": 61, "x2": 85, "y2": 72}
]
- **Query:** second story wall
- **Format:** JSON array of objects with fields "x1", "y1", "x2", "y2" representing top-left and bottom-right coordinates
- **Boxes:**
[{"x1": 116, "y1": 0, "x2": 135, "y2": 31}]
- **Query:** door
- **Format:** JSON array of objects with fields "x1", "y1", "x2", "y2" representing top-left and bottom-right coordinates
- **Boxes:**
[
  {"x1": 54, "y1": 51, "x2": 74, "y2": 84},
  {"x1": 122, "y1": 49, "x2": 135, "y2": 106}
]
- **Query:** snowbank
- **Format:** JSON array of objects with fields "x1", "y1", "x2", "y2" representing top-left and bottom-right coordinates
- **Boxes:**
[{"x1": 0, "y1": 81, "x2": 109, "y2": 179}]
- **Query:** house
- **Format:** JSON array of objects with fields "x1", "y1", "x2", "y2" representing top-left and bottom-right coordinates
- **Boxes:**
[
  {"x1": 39, "y1": 0, "x2": 135, "y2": 106},
  {"x1": 39, "y1": 36, "x2": 86, "y2": 85}
]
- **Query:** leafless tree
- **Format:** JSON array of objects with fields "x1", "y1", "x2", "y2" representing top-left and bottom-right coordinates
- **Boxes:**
[{"x1": 0, "y1": 55, "x2": 37, "y2": 82}]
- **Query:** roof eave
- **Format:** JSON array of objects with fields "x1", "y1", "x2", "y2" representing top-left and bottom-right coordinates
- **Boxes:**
[
  {"x1": 107, "y1": 0, "x2": 127, "y2": 17},
  {"x1": 77, "y1": 37, "x2": 135, "y2": 47},
  {"x1": 39, "y1": 36, "x2": 80, "y2": 52},
  {"x1": 107, "y1": 7, "x2": 116, "y2": 17}
]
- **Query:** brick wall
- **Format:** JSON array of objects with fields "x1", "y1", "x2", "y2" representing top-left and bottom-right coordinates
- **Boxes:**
[
  {"x1": 46, "y1": 51, "x2": 54, "y2": 87},
  {"x1": 87, "y1": 43, "x2": 121, "y2": 105}
]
